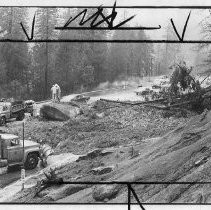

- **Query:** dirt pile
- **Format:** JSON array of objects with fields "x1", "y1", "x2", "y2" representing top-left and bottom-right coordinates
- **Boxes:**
[{"x1": 7, "y1": 100, "x2": 192, "y2": 155}]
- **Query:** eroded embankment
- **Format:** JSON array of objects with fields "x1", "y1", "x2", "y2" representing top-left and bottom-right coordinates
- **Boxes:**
[{"x1": 2, "y1": 101, "x2": 207, "y2": 203}]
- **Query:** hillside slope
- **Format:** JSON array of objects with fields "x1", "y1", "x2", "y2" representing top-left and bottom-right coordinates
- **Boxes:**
[{"x1": 6, "y1": 109, "x2": 211, "y2": 203}]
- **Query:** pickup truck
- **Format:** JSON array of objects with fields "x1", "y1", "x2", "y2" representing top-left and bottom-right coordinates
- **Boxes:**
[{"x1": 0, "y1": 133, "x2": 42, "y2": 170}]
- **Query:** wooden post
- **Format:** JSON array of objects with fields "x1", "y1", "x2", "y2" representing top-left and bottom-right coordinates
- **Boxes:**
[
  {"x1": 0, "y1": 135, "x2": 2, "y2": 158},
  {"x1": 22, "y1": 122, "x2": 25, "y2": 165},
  {"x1": 21, "y1": 122, "x2": 25, "y2": 190}
]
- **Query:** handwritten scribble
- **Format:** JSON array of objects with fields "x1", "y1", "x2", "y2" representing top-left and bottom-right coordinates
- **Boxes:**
[
  {"x1": 0, "y1": 5, "x2": 207, "y2": 43},
  {"x1": 55, "y1": 1, "x2": 161, "y2": 31}
]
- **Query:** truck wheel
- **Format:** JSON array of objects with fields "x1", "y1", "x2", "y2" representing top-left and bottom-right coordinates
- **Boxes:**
[
  {"x1": 0, "y1": 117, "x2": 6, "y2": 126},
  {"x1": 16, "y1": 111, "x2": 25, "y2": 121},
  {"x1": 25, "y1": 153, "x2": 39, "y2": 170}
]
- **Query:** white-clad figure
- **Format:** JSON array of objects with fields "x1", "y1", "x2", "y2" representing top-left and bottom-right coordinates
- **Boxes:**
[
  {"x1": 55, "y1": 84, "x2": 61, "y2": 102},
  {"x1": 51, "y1": 85, "x2": 57, "y2": 102},
  {"x1": 58, "y1": 85, "x2": 61, "y2": 102}
]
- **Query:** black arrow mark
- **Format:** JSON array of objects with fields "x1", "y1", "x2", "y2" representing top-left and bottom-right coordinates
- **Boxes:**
[
  {"x1": 170, "y1": 11, "x2": 191, "y2": 42},
  {"x1": 20, "y1": 14, "x2": 36, "y2": 41},
  {"x1": 128, "y1": 184, "x2": 145, "y2": 210}
]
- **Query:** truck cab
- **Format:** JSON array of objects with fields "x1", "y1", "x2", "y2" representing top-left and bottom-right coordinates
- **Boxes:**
[
  {"x1": 0, "y1": 103, "x2": 11, "y2": 124},
  {"x1": 0, "y1": 101, "x2": 25, "y2": 126},
  {"x1": 0, "y1": 133, "x2": 41, "y2": 170}
]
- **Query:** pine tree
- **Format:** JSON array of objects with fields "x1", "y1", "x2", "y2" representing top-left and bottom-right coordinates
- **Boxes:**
[
  {"x1": 31, "y1": 8, "x2": 59, "y2": 99},
  {"x1": 55, "y1": 7, "x2": 109, "y2": 93},
  {"x1": 0, "y1": 7, "x2": 31, "y2": 99},
  {"x1": 106, "y1": 26, "x2": 154, "y2": 81}
]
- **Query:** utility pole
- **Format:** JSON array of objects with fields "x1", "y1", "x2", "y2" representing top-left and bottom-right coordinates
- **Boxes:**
[
  {"x1": 21, "y1": 122, "x2": 25, "y2": 190},
  {"x1": 45, "y1": 8, "x2": 49, "y2": 99}
]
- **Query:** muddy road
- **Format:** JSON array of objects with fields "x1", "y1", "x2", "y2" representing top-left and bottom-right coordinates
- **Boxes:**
[{"x1": 0, "y1": 166, "x2": 40, "y2": 188}]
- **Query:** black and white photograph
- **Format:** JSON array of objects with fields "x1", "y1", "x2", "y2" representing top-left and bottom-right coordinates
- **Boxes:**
[{"x1": 0, "y1": 0, "x2": 211, "y2": 207}]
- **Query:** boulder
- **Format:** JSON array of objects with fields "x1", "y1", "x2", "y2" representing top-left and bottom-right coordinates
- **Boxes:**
[
  {"x1": 40, "y1": 103, "x2": 80, "y2": 121},
  {"x1": 48, "y1": 184, "x2": 88, "y2": 201},
  {"x1": 91, "y1": 166, "x2": 114, "y2": 175},
  {"x1": 76, "y1": 149, "x2": 102, "y2": 162},
  {"x1": 71, "y1": 95, "x2": 90, "y2": 103},
  {"x1": 92, "y1": 184, "x2": 121, "y2": 202},
  {"x1": 76, "y1": 148, "x2": 114, "y2": 162}
]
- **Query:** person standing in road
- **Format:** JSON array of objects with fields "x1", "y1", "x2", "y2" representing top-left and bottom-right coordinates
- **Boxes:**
[
  {"x1": 55, "y1": 84, "x2": 61, "y2": 102},
  {"x1": 58, "y1": 84, "x2": 61, "y2": 102},
  {"x1": 51, "y1": 85, "x2": 57, "y2": 102}
]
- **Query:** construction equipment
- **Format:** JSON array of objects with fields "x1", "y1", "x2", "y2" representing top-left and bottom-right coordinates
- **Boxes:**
[
  {"x1": 39, "y1": 144, "x2": 54, "y2": 168},
  {"x1": 24, "y1": 100, "x2": 35, "y2": 116},
  {"x1": 0, "y1": 132, "x2": 52, "y2": 170},
  {"x1": 0, "y1": 101, "x2": 25, "y2": 126}
]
